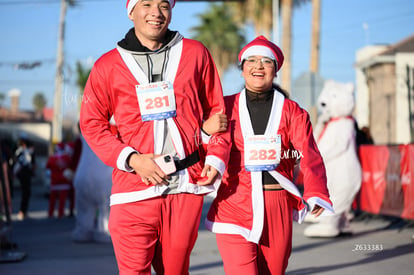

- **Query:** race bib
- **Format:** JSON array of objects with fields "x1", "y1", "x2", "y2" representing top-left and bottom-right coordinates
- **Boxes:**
[
  {"x1": 244, "y1": 135, "x2": 281, "y2": 172},
  {"x1": 136, "y1": 81, "x2": 176, "y2": 121}
]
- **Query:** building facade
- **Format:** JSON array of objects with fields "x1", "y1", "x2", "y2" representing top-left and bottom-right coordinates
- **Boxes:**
[{"x1": 355, "y1": 35, "x2": 414, "y2": 145}]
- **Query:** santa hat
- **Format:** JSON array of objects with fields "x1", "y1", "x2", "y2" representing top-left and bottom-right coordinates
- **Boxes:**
[
  {"x1": 238, "y1": 36, "x2": 284, "y2": 71},
  {"x1": 55, "y1": 142, "x2": 66, "y2": 153},
  {"x1": 127, "y1": 0, "x2": 176, "y2": 15}
]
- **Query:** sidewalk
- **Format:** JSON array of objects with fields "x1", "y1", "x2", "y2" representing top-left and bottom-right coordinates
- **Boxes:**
[{"x1": 1, "y1": 180, "x2": 414, "y2": 275}]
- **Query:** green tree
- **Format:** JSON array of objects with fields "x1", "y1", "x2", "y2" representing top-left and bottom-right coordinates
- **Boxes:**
[
  {"x1": 191, "y1": 3, "x2": 245, "y2": 78},
  {"x1": 226, "y1": 0, "x2": 273, "y2": 38},
  {"x1": 75, "y1": 60, "x2": 91, "y2": 95},
  {"x1": 33, "y1": 92, "x2": 47, "y2": 119},
  {"x1": 226, "y1": 0, "x2": 311, "y2": 94},
  {"x1": 0, "y1": 92, "x2": 5, "y2": 107},
  {"x1": 74, "y1": 60, "x2": 91, "y2": 116}
]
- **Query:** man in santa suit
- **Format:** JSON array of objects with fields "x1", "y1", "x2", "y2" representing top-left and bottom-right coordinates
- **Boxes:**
[
  {"x1": 46, "y1": 142, "x2": 74, "y2": 218},
  {"x1": 79, "y1": 0, "x2": 230, "y2": 274},
  {"x1": 205, "y1": 36, "x2": 333, "y2": 275}
]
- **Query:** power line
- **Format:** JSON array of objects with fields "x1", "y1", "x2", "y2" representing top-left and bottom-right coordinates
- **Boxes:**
[
  {"x1": 0, "y1": 0, "x2": 60, "y2": 5},
  {"x1": 0, "y1": 59, "x2": 56, "y2": 70},
  {"x1": 0, "y1": 0, "x2": 116, "y2": 5}
]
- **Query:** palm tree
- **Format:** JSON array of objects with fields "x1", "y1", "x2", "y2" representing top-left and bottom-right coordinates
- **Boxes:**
[
  {"x1": 225, "y1": 0, "x2": 273, "y2": 39},
  {"x1": 0, "y1": 93, "x2": 5, "y2": 108},
  {"x1": 75, "y1": 61, "x2": 91, "y2": 95},
  {"x1": 191, "y1": 3, "x2": 245, "y2": 78},
  {"x1": 75, "y1": 60, "x2": 91, "y2": 116},
  {"x1": 225, "y1": 0, "x2": 311, "y2": 94},
  {"x1": 33, "y1": 92, "x2": 47, "y2": 120}
]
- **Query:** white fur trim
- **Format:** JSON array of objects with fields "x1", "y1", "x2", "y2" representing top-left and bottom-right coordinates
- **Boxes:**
[
  {"x1": 205, "y1": 218, "x2": 255, "y2": 243},
  {"x1": 292, "y1": 206, "x2": 308, "y2": 224},
  {"x1": 127, "y1": 0, "x2": 138, "y2": 15},
  {"x1": 240, "y1": 45, "x2": 276, "y2": 62},
  {"x1": 110, "y1": 185, "x2": 168, "y2": 206},
  {"x1": 205, "y1": 155, "x2": 226, "y2": 176},
  {"x1": 249, "y1": 172, "x2": 264, "y2": 243},
  {"x1": 307, "y1": 196, "x2": 335, "y2": 215},
  {"x1": 109, "y1": 115, "x2": 116, "y2": 125},
  {"x1": 127, "y1": 0, "x2": 176, "y2": 15},
  {"x1": 117, "y1": 147, "x2": 138, "y2": 172},
  {"x1": 201, "y1": 130, "x2": 211, "y2": 144}
]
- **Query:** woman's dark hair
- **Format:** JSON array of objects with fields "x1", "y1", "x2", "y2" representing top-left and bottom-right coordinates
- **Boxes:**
[{"x1": 273, "y1": 83, "x2": 289, "y2": 99}]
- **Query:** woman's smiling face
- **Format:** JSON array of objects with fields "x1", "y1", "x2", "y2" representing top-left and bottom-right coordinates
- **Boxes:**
[{"x1": 241, "y1": 55, "x2": 276, "y2": 93}]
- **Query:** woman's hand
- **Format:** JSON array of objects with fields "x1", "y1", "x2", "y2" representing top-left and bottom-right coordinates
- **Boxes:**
[
  {"x1": 197, "y1": 164, "x2": 219, "y2": 186},
  {"x1": 311, "y1": 204, "x2": 325, "y2": 217},
  {"x1": 202, "y1": 111, "x2": 227, "y2": 135}
]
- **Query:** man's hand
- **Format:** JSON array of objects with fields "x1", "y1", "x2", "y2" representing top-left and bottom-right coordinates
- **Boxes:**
[
  {"x1": 197, "y1": 164, "x2": 220, "y2": 186},
  {"x1": 311, "y1": 204, "x2": 325, "y2": 217},
  {"x1": 202, "y1": 110, "x2": 227, "y2": 135},
  {"x1": 128, "y1": 153, "x2": 169, "y2": 186}
]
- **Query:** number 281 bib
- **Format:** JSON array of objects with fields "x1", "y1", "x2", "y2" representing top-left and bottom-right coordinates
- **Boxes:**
[
  {"x1": 244, "y1": 135, "x2": 281, "y2": 172},
  {"x1": 136, "y1": 81, "x2": 177, "y2": 121}
]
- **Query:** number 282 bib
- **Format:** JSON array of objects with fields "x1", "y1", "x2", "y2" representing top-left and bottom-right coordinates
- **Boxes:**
[
  {"x1": 244, "y1": 135, "x2": 281, "y2": 172},
  {"x1": 136, "y1": 81, "x2": 177, "y2": 121}
]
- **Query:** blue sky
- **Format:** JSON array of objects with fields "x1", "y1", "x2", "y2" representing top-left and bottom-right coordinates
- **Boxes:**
[{"x1": 0, "y1": 0, "x2": 413, "y2": 116}]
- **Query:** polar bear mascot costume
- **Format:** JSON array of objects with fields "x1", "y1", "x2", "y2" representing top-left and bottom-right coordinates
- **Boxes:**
[
  {"x1": 71, "y1": 126, "x2": 114, "y2": 243},
  {"x1": 304, "y1": 80, "x2": 362, "y2": 237}
]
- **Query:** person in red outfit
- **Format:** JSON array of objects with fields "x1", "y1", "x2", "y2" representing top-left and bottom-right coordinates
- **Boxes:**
[
  {"x1": 79, "y1": 0, "x2": 230, "y2": 274},
  {"x1": 205, "y1": 36, "x2": 334, "y2": 275},
  {"x1": 46, "y1": 143, "x2": 74, "y2": 218}
]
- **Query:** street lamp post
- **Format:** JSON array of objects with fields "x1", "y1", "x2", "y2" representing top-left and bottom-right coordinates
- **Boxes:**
[{"x1": 52, "y1": 0, "x2": 67, "y2": 144}]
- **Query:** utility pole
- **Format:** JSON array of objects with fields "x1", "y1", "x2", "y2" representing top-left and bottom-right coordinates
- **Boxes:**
[
  {"x1": 309, "y1": 0, "x2": 321, "y2": 124},
  {"x1": 272, "y1": 0, "x2": 280, "y2": 44},
  {"x1": 52, "y1": 0, "x2": 68, "y2": 144},
  {"x1": 280, "y1": 0, "x2": 293, "y2": 94},
  {"x1": 272, "y1": 0, "x2": 280, "y2": 87},
  {"x1": 310, "y1": 0, "x2": 320, "y2": 73}
]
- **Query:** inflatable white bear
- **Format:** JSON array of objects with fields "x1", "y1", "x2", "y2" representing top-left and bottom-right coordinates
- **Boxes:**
[
  {"x1": 304, "y1": 80, "x2": 362, "y2": 237},
  {"x1": 71, "y1": 134, "x2": 113, "y2": 243}
]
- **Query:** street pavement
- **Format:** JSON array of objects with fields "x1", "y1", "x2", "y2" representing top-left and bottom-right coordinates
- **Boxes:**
[{"x1": 1, "y1": 180, "x2": 414, "y2": 275}]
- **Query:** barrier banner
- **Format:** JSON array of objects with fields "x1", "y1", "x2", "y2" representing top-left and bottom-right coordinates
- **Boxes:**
[
  {"x1": 358, "y1": 145, "x2": 389, "y2": 215},
  {"x1": 400, "y1": 144, "x2": 414, "y2": 219},
  {"x1": 358, "y1": 144, "x2": 414, "y2": 220}
]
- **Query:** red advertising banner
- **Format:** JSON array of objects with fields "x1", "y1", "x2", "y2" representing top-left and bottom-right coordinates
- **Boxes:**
[
  {"x1": 400, "y1": 144, "x2": 414, "y2": 219},
  {"x1": 358, "y1": 145, "x2": 389, "y2": 215},
  {"x1": 358, "y1": 144, "x2": 414, "y2": 220}
]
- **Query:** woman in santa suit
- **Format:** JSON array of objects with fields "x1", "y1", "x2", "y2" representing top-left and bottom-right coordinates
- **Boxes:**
[{"x1": 205, "y1": 36, "x2": 334, "y2": 275}]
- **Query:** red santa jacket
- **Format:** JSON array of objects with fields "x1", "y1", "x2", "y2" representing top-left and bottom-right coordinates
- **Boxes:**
[
  {"x1": 206, "y1": 90, "x2": 333, "y2": 243},
  {"x1": 80, "y1": 35, "x2": 230, "y2": 205},
  {"x1": 46, "y1": 152, "x2": 72, "y2": 190}
]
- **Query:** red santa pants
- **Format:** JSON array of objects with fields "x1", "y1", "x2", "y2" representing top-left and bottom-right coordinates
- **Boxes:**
[
  {"x1": 48, "y1": 183, "x2": 74, "y2": 218},
  {"x1": 108, "y1": 193, "x2": 204, "y2": 275},
  {"x1": 216, "y1": 190, "x2": 293, "y2": 275}
]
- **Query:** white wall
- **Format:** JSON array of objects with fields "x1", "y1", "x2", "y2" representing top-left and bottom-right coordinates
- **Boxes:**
[
  {"x1": 355, "y1": 45, "x2": 388, "y2": 127},
  {"x1": 395, "y1": 53, "x2": 414, "y2": 144}
]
